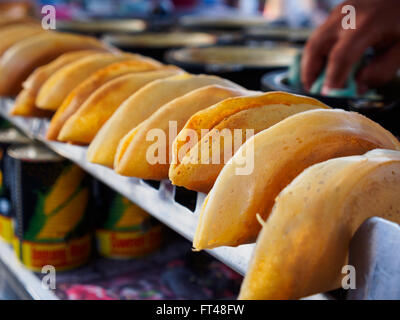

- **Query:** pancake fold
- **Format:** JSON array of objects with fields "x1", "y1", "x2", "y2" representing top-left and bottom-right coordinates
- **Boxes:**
[
  {"x1": 193, "y1": 109, "x2": 400, "y2": 250},
  {"x1": 36, "y1": 52, "x2": 153, "y2": 111},
  {"x1": 46, "y1": 58, "x2": 165, "y2": 140},
  {"x1": 11, "y1": 50, "x2": 102, "y2": 117},
  {"x1": 239, "y1": 149, "x2": 400, "y2": 300},
  {"x1": 169, "y1": 91, "x2": 329, "y2": 192},
  {"x1": 87, "y1": 74, "x2": 244, "y2": 168},
  {"x1": 0, "y1": 32, "x2": 111, "y2": 96},
  {"x1": 114, "y1": 84, "x2": 249, "y2": 179}
]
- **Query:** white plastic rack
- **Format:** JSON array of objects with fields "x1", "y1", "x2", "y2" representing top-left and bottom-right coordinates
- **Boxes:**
[
  {"x1": 0, "y1": 98, "x2": 329, "y2": 300},
  {"x1": 0, "y1": 98, "x2": 253, "y2": 274}
]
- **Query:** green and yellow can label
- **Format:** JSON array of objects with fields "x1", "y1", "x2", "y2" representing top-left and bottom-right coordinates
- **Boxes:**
[
  {"x1": 96, "y1": 226, "x2": 162, "y2": 259},
  {"x1": 8, "y1": 152, "x2": 93, "y2": 271},
  {"x1": 0, "y1": 215, "x2": 12, "y2": 243},
  {"x1": 25, "y1": 165, "x2": 89, "y2": 241},
  {"x1": 96, "y1": 194, "x2": 163, "y2": 258},
  {"x1": 102, "y1": 195, "x2": 150, "y2": 231},
  {"x1": 0, "y1": 154, "x2": 3, "y2": 194},
  {"x1": 13, "y1": 234, "x2": 91, "y2": 272}
]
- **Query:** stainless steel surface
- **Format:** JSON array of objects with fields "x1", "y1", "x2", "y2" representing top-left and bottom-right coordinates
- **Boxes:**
[
  {"x1": 102, "y1": 32, "x2": 217, "y2": 48},
  {"x1": 245, "y1": 27, "x2": 313, "y2": 42},
  {"x1": 348, "y1": 217, "x2": 400, "y2": 300},
  {"x1": 167, "y1": 46, "x2": 299, "y2": 68},
  {"x1": 57, "y1": 19, "x2": 147, "y2": 33},
  {"x1": 179, "y1": 15, "x2": 270, "y2": 29}
]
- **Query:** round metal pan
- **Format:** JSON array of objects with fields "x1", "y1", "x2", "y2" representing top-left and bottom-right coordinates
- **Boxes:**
[
  {"x1": 179, "y1": 15, "x2": 270, "y2": 31},
  {"x1": 244, "y1": 27, "x2": 313, "y2": 44},
  {"x1": 102, "y1": 32, "x2": 218, "y2": 62},
  {"x1": 261, "y1": 70, "x2": 400, "y2": 135},
  {"x1": 166, "y1": 45, "x2": 299, "y2": 89},
  {"x1": 56, "y1": 19, "x2": 147, "y2": 36}
]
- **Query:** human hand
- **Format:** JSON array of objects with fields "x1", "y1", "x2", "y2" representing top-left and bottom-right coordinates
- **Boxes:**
[{"x1": 301, "y1": 0, "x2": 400, "y2": 94}]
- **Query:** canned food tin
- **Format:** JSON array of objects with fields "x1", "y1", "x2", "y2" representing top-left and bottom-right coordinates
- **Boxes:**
[
  {"x1": 8, "y1": 143, "x2": 92, "y2": 271},
  {"x1": 0, "y1": 116, "x2": 12, "y2": 130},
  {"x1": 0, "y1": 128, "x2": 29, "y2": 243},
  {"x1": 94, "y1": 183, "x2": 162, "y2": 259}
]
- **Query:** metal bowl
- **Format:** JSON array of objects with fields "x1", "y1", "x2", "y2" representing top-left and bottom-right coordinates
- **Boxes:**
[
  {"x1": 179, "y1": 15, "x2": 270, "y2": 31},
  {"x1": 166, "y1": 45, "x2": 299, "y2": 89},
  {"x1": 245, "y1": 27, "x2": 313, "y2": 44},
  {"x1": 102, "y1": 32, "x2": 218, "y2": 61},
  {"x1": 56, "y1": 19, "x2": 147, "y2": 35}
]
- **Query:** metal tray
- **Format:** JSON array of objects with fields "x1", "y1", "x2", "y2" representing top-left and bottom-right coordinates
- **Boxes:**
[{"x1": 56, "y1": 19, "x2": 147, "y2": 35}]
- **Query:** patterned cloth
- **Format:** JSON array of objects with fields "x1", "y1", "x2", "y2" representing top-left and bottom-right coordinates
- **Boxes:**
[{"x1": 48, "y1": 234, "x2": 242, "y2": 300}]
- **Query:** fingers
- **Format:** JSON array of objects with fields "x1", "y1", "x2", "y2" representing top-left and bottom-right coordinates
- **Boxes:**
[
  {"x1": 357, "y1": 42, "x2": 400, "y2": 92},
  {"x1": 301, "y1": 21, "x2": 338, "y2": 90},
  {"x1": 302, "y1": 0, "x2": 399, "y2": 93},
  {"x1": 323, "y1": 28, "x2": 375, "y2": 91}
]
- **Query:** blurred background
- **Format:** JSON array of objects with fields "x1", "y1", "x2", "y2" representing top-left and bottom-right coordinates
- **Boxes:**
[{"x1": 5, "y1": 0, "x2": 342, "y2": 27}]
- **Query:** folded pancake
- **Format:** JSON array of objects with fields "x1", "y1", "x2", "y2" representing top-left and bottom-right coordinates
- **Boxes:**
[
  {"x1": 11, "y1": 50, "x2": 102, "y2": 117},
  {"x1": 56, "y1": 66, "x2": 183, "y2": 144},
  {"x1": 239, "y1": 149, "x2": 400, "y2": 300},
  {"x1": 0, "y1": 17, "x2": 37, "y2": 28},
  {"x1": 114, "y1": 85, "x2": 249, "y2": 179},
  {"x1": 0, "y1": 23, "x2": 45, "y2": 57},
  {"x1": 193, "y1": 109, "x2": 400, "y2": 250},
  {"x1": 87, "y1": 74, "x2": 244, "y2": 168},
  {"x1": 47, "y1": 59, "x2": 165, "y2": 140},
  {"x1": 36, "y1": 53, "x2": 152, "y2": 111},
  {"x1": 169, "y1": 92, "x2": 329, "y2": 193},
  {"x1": 0, "y1": 32, "x2": 111, "y2": 96}
]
